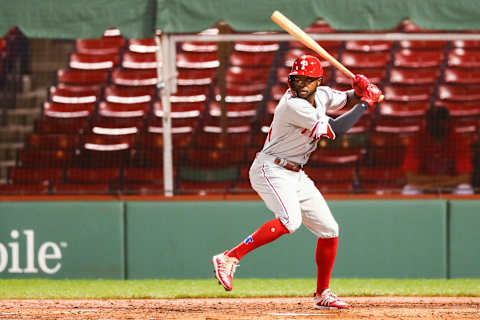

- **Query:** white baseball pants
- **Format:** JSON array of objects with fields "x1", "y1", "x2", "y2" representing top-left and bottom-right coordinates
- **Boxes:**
[{"x1": 249, "y1": 152, "x2": 339, "y2": 238}]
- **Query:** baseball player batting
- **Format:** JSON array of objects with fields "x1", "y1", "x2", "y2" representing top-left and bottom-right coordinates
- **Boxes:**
[{"x1": 212, "y1": 54, "x2": 382, "y2": 309}]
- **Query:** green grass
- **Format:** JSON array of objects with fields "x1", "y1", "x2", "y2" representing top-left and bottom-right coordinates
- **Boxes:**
[{"x1": 0, "y1": 279, "x2": 479, "y2": 299}]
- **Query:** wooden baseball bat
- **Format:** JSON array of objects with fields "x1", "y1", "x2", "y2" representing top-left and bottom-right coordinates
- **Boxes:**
[{"x1": 271, "y1": 10, "x2": 384, "y2": 102}]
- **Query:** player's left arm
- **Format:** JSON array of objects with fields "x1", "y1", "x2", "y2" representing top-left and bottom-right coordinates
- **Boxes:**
[
  {"x1": 328, "y1": 84, "x2": 382, "y2": 136},
  {"x1": 325, "y1": 74, "x2": 369, "y2": 111}
]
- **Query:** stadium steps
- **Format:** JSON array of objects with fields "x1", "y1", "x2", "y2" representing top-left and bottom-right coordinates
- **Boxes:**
[{"x1": 0, "y1": 125, "x2": 33, "y2": 182}]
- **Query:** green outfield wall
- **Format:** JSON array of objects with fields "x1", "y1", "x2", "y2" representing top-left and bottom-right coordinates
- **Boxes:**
[
  {"x1": 0, "y1": 201, "x2": 124, "y2": 279},
  {"x1": 0, "y1": 200, "x2": 477, "y2": 279},
  {"x1": 448, "y1": 200, "x2": 480, "y2": 278}
]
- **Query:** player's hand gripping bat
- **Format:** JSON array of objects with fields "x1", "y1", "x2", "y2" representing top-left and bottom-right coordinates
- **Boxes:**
[{"x1": 271, "y1": 10, "x2": 384, "y2": 102}]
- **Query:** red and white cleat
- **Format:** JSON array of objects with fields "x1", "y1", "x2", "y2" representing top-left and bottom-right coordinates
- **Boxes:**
[
  {"x1": 314, "y1": 289, "x2": 350, "y2": 309},
  {"x1": 212, "y1": 251, "x2": 239, "y2": 291}
]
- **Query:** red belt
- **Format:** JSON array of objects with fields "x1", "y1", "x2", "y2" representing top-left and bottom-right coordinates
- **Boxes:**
[{"x1": 274, "y1": 158, "x2": 302, "y2": 172}]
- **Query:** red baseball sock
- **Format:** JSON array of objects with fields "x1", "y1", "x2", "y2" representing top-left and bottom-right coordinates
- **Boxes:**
[
  {"x1": 227, "y1": 218, "x2": 289, "y2": 261},
  {"x1": 315, "y1": 237, "x2": 338, "y2": 294}
]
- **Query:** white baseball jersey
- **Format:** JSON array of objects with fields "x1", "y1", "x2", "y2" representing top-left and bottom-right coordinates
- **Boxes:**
[
  {"x1": 262, "y1": 86, "x2": 347, "y2": 165},
  {"x1": 249, "y1": 86, "x2": 347, "y2": 238}
]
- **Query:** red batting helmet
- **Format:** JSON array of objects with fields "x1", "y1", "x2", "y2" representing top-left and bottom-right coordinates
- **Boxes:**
[
  {"x1": 290, "y1": 55, "x2": 324, "y2": 78},
  {"x1": 288, "y1": 55, "x2": 323, "y2": 97}
]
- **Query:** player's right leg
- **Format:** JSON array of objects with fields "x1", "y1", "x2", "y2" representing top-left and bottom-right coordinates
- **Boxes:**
[{"x1": 212, "y1": 156, "x2": 302, "y2": 291}]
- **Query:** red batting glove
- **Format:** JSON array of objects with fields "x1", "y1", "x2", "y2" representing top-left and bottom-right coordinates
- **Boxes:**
[
  {"x1": 361, "y1": 83, "x2": 383, "y2": 107},
  {"x1": 352, "y1": 74, "x2": 370, "y2": 97}
]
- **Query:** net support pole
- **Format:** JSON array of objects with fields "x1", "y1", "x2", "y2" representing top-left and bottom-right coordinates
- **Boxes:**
[{"x1": 156, "y1": 34, "x2": 174, "y2": 196}]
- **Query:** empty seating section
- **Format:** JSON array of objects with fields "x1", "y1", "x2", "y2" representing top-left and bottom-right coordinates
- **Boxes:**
[{"x1": 6, "y1": 22, "x2": 480, "y2": 195}]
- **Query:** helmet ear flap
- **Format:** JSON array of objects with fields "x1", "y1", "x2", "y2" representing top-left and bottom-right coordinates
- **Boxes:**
[{"x1": 287, "y1": 75, "x2": 297, "y2": 97}]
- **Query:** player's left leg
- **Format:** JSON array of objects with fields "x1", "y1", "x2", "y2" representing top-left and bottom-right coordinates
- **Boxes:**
[{"x1": 298, "y1": 171, "x2": 350, "y2": 309}]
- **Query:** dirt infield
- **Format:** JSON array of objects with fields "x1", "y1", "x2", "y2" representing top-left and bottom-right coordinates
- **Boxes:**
[{"x1": 1, "y1": 297, "x2": 479, "y2": 319}]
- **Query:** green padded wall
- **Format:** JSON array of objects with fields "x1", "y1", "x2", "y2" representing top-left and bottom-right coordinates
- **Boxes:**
[
  {"x1": 0, "y1": 202, "x2": 124, "y2": 279},
  {"x1": 449, "y1": 200, "x2": 480, "y2": 278},
  {"x1": 126, "y1": 200, "x2": 447, "y2": 279}
]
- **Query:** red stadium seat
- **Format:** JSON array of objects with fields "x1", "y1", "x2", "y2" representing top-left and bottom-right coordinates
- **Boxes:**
[
  {"x1": 234, "y1": 32, "x2": 280, "y2": 52},
  {"x1": 65, "y1": 167, "x2": 121, "y2": 183},
  {"x1": 123, "y1": 167, "x2": 166, "y2": 183},
  {"x1": 170, "y1": 86, "x2": 208, "y2": 103},
  {"x1": 184, "y1": 148, "x2": 246, "y2": 167},
  {"x1": 75, "y1": 139, "x2": 133, "y2": 168},
  {"x1": 104, "y1": 85, "x2": 155, "y2": 104},
  {"x1": 136, "y1": 130, "x2": 193, "y2": 149},
  {"x1": 447, "y1": 48, "x2": 480, "y2": 67},
  {"x1": 373, "y1": 117, "x2": 423, "y2": 134},
  {"x1": 229, "y1": 51, "x2": 275, "y2": 67},
  {"x1": 388, "y1": 67, "x2": 440, "y2": 84},
  {"x1": 122, "y1": 168, "x2": 173, "y2": 194},
  {"x1": 9, "y1": 167, "x2": 64, "y2": 184},
  {"x1": 75, "y1": 37, "x2": 125, "y2": 55},
  {"x1": 305, "y1": 19, "x2": 335, "y2": 32},
  {"x1": 132, "y1": 147, "x2": 182, "y2": 168},
  {"x1": 344, "y1": 41, "x2": 393, "y2": 52},
  {"x1": 398, "y1": 40, "x2": 447, "y2": 50},
  {"x1": 401, "y1": 20, "x2": 445, "y2": 33},
  {"x1": 340, "y1": 51, "x2": 390, "y2": 68},
  {"x1": 443, "y1": 67, "x2": 480, "y2": 84},
  {"x1": 51, "y1": 183, "x2": 111, "y2": 194},
  {"x1": 35, "y1": 117, "x2": 89, "y2": 134},
  {"x1": 176, "y1": 52, "x2": 219, "y2": 69},
  {"x1": 69, "y1": 52, "x2": 118, "y2": 70},
  {"x1": 230, "y1": 180, "x2": 255, "y2": 194},
  {"x1": 49, "y1": 85, "x2": 101, "y2": 104},
  {"x1": 103, "y1": 27, "x2": 122, "y2": 38},
  {"x1": 111, "y1": 68, "x2": 157, "y2": 87},
  {"x1": 226, "y1": 66, "x2": 270, "y2": 84},
  {"x1": 285, "y1": 48, "x2": 338, "y2": 68},
  {"x1": 451, "y1": 40, "x2": 480, "y2": 49},
  {"x1": 366, "y1": 132, "x2": 414, "y2": 166},
  {"x1": 17, "y1": 149, "x2": 74, "y2": 167},
  {"x1": 208, "y1": 101, "x2": 257, "y2": 118},
  {"x1": 180, "y1": 28, "x2": 219, "y2": 53},
  {"x1": 378, "y1": 101, "x2": 429, "y2": 117},
  {"x1": 335, "y1": 67, "x2": 386, "y2": 85},
  {"x1": 214, "y1": 85, "x2": 264, "y2": 104},
  {"x1": 383, "y1": 84, "x2": 434, "y2": 102},
  {"x1": 276, "y1": 66, "x2": 290, "y2": 84},
  {"x1": 90, "y1": 116, "x2": 144, "y2": 136},
  {"x1": 152, "y1": 100, "x2": 204, "y2": 120},
  {"x1": 27, "y1": 133, "x2": 80, "y2": 150},
  {"x1": 234, "y1": 41, "x2": 280, "y2": 53},
  {"x1": 437, "y1": 84, "x2": 480, "y2": 101},
  {"x1": 435, "y1": 101, "x2": 480, "y2": 117},
  {"x1": 181, "y1": 41, "x2": 218, "y2": 53},
  {"x1": 309, "y1": 149, "x2": 363, "y2": 166},
  {"x1": 121, "y1": 52, "x2": 158, "y2": 70},
  {"x1": 43, "y1": 101, "x2": 95, "y2": 118},
  {"x1": 270, "y1": 83, "x2": 288, "y2": 101},
  {"x1": 98, "y1": 101, "x2": 150, "y2": 118},
  {"x1": 393, "y1": 49, "x2": 444, "y2": 68},
  {"x1": 57, "y1": 68, "x2": 109, "y2": 86},
  {"x1": 177, "y1": 181, "x2": 232, "y2": 195},
  {"x1": 195, "y1": 131, "x2": 251, "y2": 149},
  {"x1": 315, "y1": 182, "x2": 354, "y2": 193},
  {"x1": 304, "y1": 167, "x2": 355, "y2": 183},
  {"x1": 177, "y1": 68, "x2": 216, "y2": 86},
  {"x1": 358, "y1": 166, "x2": 406, "y2": 194},
  {"x1": 128, "y1": 38, "x2": 158, "y2": 53},
  {"x1": 0, "y1": 184, "x2": 49, "y2": 195}
]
